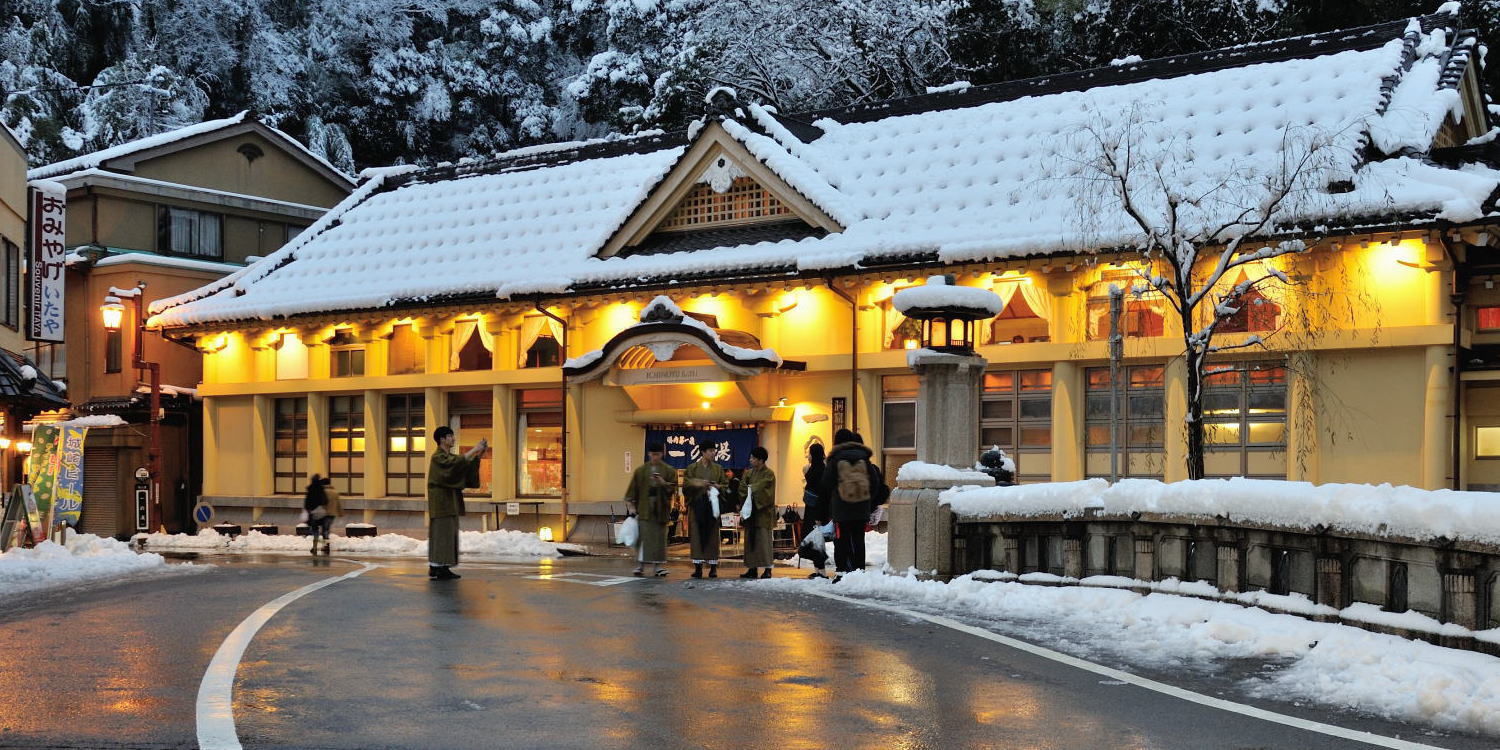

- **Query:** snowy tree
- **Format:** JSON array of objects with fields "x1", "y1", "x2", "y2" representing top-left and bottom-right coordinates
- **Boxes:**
[
  {"x1": 689, "y1": 0, "x2": 954, "y2": 112},
  {"x1": 77, "y1": 54, "x2": 208, "y2": 150},
  {"x1": 1063, "y1": 105, "x2": 1343, "y2": 480}
]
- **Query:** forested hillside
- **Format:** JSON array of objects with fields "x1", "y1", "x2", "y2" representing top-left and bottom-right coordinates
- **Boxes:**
[{"x1": 1, "y1": 0, "x2": 1494, "y2": 172}]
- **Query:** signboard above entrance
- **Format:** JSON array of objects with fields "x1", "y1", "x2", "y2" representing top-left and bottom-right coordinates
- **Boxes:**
[
  {"x1": 646, "y1": 428, "x2": 758, "y2": 470},
  {"x1": 606, "y1": 364, "x2": 738, "y2": 387}
]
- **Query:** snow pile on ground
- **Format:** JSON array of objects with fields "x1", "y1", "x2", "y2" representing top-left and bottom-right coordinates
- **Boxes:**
[
  {"x1": 0, "y1": 530, "x2": 205, "y2": 596},
  {"x1": 895, "y1": 461, "x2": 991, "y2": 483},
  {"x1": 765, "y1": 570, "x2": 1500, "y2": 735},
  {"x1": 943, "y1": 477, "x2": 1500, "y2": 545},
  {"x1": 134, "y1": 528, "x2": 582, "y2": 558}
]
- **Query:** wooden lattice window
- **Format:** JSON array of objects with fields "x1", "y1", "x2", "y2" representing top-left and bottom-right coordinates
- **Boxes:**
[{"x1": 657, "y1": 177, "x2": 791, "y2": 232}]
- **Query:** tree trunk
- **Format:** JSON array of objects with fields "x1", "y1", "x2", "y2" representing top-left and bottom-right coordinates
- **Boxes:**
[{"x1": 1184, "y1": 345, "x2": 1207, "y2": 480}]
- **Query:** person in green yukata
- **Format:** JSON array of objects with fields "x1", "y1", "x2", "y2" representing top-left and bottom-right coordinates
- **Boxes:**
[
  {"x1": 623, "y1": 443, "x2": 677, "y2": 577},
  {"x1": 738, "y1": 446, "x2": 776, "y2": 579}
]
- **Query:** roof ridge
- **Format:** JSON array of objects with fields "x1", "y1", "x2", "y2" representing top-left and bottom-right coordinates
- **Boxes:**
[
  {"x1": 798, "y1": 13, "x2": 1458, "y2": 126},
  {"x1": 402, "y1": 12, "x2": 1458, "y2": 185}
]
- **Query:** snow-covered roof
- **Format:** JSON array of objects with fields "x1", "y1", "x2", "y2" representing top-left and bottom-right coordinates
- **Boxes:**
[
  {"x1": 27, "y1": 111, "x2": 354, "y2": 187},
  {"x1": 151, "y1": 10, "x2": 1500, "y2": 329}
]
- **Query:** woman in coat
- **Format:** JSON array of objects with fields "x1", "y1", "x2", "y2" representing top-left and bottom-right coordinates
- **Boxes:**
[
  {"x1": 427, "y1": 426, "x2": 487, "y2": 580},
  {"x1": 800, "y1": 443, "x2": 829, "y2": 578},
  {"x1": 738, "y1": 446, "x2": 777, "y2": 579}
]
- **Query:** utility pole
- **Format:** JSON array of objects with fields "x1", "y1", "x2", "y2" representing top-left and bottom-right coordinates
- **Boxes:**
[{"x1": 1108, "y1": 285, "x2": 1124, "y2": 483}]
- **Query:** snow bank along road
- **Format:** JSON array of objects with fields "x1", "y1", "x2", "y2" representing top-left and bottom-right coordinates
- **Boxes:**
[{"x1": 0, "y1": 555, "x2": 1493, "y2": 749}]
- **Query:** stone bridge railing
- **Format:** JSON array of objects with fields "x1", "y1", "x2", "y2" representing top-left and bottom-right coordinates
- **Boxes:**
[{"x1": 888, "y1": 478, "x2": 1500, "y2": 654}]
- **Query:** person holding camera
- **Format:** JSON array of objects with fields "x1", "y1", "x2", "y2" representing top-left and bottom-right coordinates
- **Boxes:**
[
  {"x1": 623, "y1": 443, "x2": 677, "y2": 577},
  {"x1": 427, "y1": 426, "x2": 487, "y2": 580}
]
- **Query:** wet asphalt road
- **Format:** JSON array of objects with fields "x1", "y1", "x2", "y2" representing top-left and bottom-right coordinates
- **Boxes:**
[{"x1": 0, "y1": 554, "x2": 1496, "y2": 750}]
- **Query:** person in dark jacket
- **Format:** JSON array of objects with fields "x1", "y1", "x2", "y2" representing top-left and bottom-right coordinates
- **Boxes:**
[
  {"x1": 821, "y1": 429, "x2": 887, "y2": 577},
  {"x1": 800, "y1": 442, "x2": 830, "y2": 579}
]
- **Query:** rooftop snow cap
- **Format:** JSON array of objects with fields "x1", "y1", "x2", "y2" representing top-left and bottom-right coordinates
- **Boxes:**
[{"x1": 148, "y1": 9, "x2": 1499, "y2": 330}]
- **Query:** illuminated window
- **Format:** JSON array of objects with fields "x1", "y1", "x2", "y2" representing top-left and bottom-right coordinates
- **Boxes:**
[
  {"x1": 387, "y1": 323, "x2": 426, "y2": 375},
  {"x1": 1478, "y1": 306, "x2": 1500, "y2": 332},
  {"x1": 981, "y1": 370, "x2": 1052, "y2": 481},
  {"x1": 1201, "y1": 361, "x2": 1287, "y2": 478},
  {"x1": 524, "y1": 336, "x2": 561, "y2": 368},
  {"x1": 451, "y1": 320, "x2": 492, "y2": 372},
  {"x1": 327, "y1": 395, "x2": 365, "y2": 496},
  {"x1": 990, "y1": 293, "x2": 1048, "y2": 344},
  {"x1": 385, "y1": 393, "x2": 425, "y2": 496},
  {"x1": 273, "y1": 397, "x2": 308, "y2": 494},
  {"x1": 1476, "y1": 427, "x2": 1500, "y2": 458},
  {"x1": 1088, "y1": 270, "x2": 1166, "y2": 340},
  {"x1": 449, "y1": 390, "x2": 492, "y2": 494},
  {"x1": 518, "y1": 389, "x2": 563, "y2": 497},
  {"x1": 1217, "y1": 289, "x2": 1281, "y2": 334},
  {"x1": 328, "y1": 329, "x2": 365, "y2": 377},
  {"x1": 1086, "y1": 365, "x2": 1166, "y2": 479}
]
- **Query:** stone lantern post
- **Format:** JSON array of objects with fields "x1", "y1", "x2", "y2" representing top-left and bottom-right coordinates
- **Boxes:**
[{"x1": 886, "y1": 275, "x2": 1003, "y2": 575}]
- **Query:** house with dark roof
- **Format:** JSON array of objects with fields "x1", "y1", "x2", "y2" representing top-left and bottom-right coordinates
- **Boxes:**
[
  {"x1": 149, "y1": 8, "x2": 1500, "y2": 541},
  {"x1": 26, "y1": 112, "x2": 353, "y2": 536}
]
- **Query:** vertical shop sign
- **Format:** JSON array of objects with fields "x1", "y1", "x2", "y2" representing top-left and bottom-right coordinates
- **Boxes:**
[
  {"x1": 27, "y1": 184, "x2": 66, "y2": 343},
  {"x1": 53, "y1": 426, "x2": 88, "y2": 527},
  {"x1": 27, "y1": 425, "x2": 61, "y2": 534},
  {"x1": 831, "y1": 397, "x2": 847, "y2": 435}
]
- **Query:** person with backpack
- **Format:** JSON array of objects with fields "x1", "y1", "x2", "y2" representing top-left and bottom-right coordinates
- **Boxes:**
[
  {"x1": 303, "y1": 475, "x2": 340, "y2": 555},
  {"x1": 821, "y1": 429, "x2": 888, "y2": 578}
]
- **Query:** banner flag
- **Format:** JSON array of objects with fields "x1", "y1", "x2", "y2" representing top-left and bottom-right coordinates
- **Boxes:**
[
  {"x1": 27, "y1": 425, "x2": 60, "y2": 535},
  {"x1": 54, "y1": 426, "x2": 87, "y2": 527}
]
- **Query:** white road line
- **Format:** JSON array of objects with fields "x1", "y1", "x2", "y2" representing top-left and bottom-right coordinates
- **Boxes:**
[
  {"x1": 805, "y1": 589, "x2": 1444, "y2": 750},
  {"x1": 196, "y1": 562, "x2": 378, "y2": 750}
]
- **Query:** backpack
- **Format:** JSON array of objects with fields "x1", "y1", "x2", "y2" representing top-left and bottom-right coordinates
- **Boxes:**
[{"x1": 835, "y1": 458, "x2": 872, "y2": 504}]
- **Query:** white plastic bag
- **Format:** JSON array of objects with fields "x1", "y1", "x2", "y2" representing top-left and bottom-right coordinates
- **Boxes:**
[
  {"x1": 616, "y1": 516, "x2": 639, "y2": 547},
  {"x1": 740, "y1": 485, "x2": 753, "y2": 519},
  {"x1": 801, "y1": 525, "x2": 823, "y2": 547},
  {"x1": 297, "y1": 509, "x2": 309, "y2": 524},
  {"x1": 708, "y1": 486, "x2": 721, "y2": 517}
]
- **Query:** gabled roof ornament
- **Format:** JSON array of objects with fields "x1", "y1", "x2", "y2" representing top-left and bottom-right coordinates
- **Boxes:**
[
  {"x1": 704, "y1": 86, "x2": 743, "y2": 120},
  {"x1": 639, "y1": 296, "x2": 686, "y2": 324}
]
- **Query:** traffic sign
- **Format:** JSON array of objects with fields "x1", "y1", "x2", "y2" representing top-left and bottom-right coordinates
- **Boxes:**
[{"x1": 192, "y1": 501, "x2": 214, "y2": 528}]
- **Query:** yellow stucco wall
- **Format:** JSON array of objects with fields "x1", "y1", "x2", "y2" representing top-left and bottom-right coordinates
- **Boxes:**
[
  {"x1": 185, "y1": 233, "x2": 1464, "y2": 511},
  {"x1": 130, "y1": 131, "x2": 348, "y2": 208},
  {"x1": 0, "y1": 130, "x2": 28, "y2": 356}
]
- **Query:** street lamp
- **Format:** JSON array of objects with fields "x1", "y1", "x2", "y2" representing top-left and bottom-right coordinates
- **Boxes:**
[{"x1": 101, "y1": 283, "x2": 163, "y2": 533}]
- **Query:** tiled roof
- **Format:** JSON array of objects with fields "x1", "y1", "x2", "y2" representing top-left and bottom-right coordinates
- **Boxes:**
[{"x1": 150, "y1": 10, "x2": 1500, "y2": 329}]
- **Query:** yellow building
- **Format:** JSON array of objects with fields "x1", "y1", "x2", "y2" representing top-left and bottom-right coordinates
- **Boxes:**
[{"x1": 150, "y1": 11, "x2": 1500, "y2": 539}]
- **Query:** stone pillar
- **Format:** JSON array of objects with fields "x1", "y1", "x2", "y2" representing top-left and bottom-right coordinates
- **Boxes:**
[
  {"x1": 912, "y1": 350, "x2": 986, "y2": 468},
  {"x1": 203, "y1": 397, "x2": 220, "y2": 496}
]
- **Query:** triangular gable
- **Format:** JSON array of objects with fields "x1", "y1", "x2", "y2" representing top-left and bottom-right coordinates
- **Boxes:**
[
  {"x1": 595, "y1": 121, "x2": 843, "y2": 259},
  {"x1": 29, "y1": 113, "x2": 355, "y2": 190}
]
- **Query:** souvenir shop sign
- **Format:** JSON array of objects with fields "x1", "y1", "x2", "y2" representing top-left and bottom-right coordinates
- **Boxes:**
[
  {"x1": 28, "y1": 184, "x2": 65, "y2": 343},
  {"x1": 645, "y1": 428, "x2": 757, "y2": 470}
]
